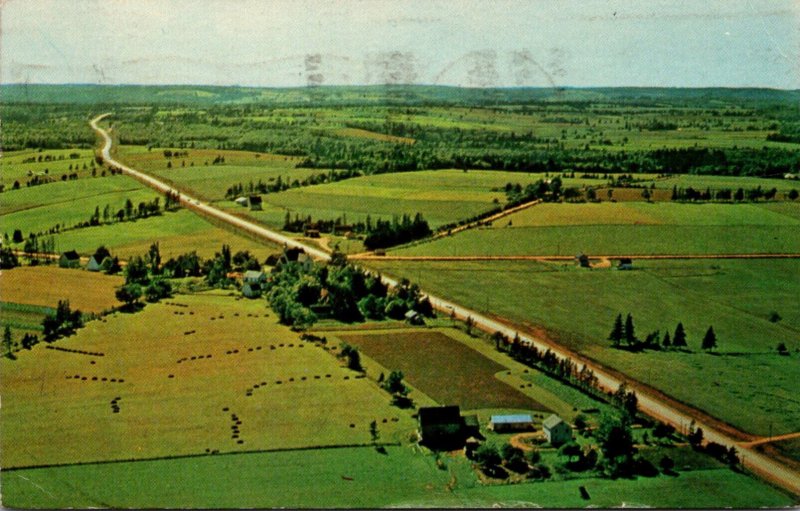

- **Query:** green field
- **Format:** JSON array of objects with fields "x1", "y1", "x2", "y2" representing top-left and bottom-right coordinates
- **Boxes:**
[
  {"x1": 366, "y1": 258, "x2": 800, "y2": 438},
  {"x1": 0, "y1": 293, "x2": 416, "y2": 468},
  {"x1": 44, "y1": 208, "x2": 274, "y2": 260},
  {"x1": 0, "y1": 148, "x2": 98, "y2": 187},
  {"x1": 2, "y1": 447, "x2": 793, "y2": 509},
  {"x1": 393, "y1": 201, "x2": 800, "y2": 256}
]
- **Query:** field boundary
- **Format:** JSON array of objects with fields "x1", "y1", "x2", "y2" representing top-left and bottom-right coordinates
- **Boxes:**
[
  {"x1": 1, "y1": 441, "x2": 402, "y2": 472},
  {"x1": 351, "y1": 253, "x2": 800, "y2": 262}
]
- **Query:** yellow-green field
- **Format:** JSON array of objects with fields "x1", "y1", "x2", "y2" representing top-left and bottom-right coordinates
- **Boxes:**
[
  {"x1": 0, "y1": 292, "x2": 415, "y2": 468},
  {"x1": 0, "y1": 266, "x2": 123, "y2": 314}
]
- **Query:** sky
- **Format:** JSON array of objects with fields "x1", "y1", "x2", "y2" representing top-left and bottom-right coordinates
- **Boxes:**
[{"x1": 2, "y1": 0, "x2": 798, "y2": 88}]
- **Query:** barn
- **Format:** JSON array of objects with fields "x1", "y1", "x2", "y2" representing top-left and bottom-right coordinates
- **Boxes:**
[
  {"x1": 489, "y1": 414, "x2": 534, "y2": 433},
  {"x1": 418, "y1": 405, "x2": 465, "y2": 449}
]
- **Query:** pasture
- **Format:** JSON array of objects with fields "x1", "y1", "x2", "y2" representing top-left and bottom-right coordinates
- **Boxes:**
[
  {"x1": 0, "y1": 293, "x2": 415, "y2": 468},
  {"x1": 2, "y1": 447, "x2": 793, "y2": 509},
  {"x1": 394, "y1": 201, "x2": 800, "y2": 256},
  {"x1": 0, "y1": 148, "x2": 98, "y2": 187},
  {"x1": 366, "y1": 258, "x2": 800, "y2": 438},
  {"x1": 47, "y1": 209, "x2": 274, "y2": 260}
]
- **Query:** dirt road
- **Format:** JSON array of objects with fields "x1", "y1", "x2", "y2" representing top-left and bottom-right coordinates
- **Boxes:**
[
  {"x1": 350, "y1": 253, "x2": 800, "y2": 262},
  {"x1": 90, "y1": 114, "x2": 800, "y2": 497}
]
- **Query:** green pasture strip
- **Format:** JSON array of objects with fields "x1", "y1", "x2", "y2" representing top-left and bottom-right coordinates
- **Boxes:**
[
  {"x1": 394, "y1": 224, "x2": 800, "y2": 256},
  {"x1": 1, "y1": 447, "x2": 793, "y2": 509}
]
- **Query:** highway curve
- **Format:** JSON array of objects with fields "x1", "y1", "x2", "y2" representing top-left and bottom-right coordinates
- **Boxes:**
[{"x1": 91, "y1": 114, "x2": 800, "y2": 498}]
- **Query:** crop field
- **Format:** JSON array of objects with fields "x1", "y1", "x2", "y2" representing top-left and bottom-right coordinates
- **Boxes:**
[
  {"x1": 0, "y1": 293, "x2": 416, "y2": 469},
  {"x1": 0, "y1": 301, "x2": 53, "y2": 334},
  {"x1": 0, "y1": 266, "x2": 123, "y2": 314},
  {"x1": 392, "y1": 201, "x2": 800, "y2": 256},
  {"x1": 335, "y1": 329, "x2": 547, "y2": 412},
  {"x1": 2, "y1": 447, "x2": 793, "y2": 509},
  {"x1": 367, "y1": 258, "x2": 800, "y2": 438}
]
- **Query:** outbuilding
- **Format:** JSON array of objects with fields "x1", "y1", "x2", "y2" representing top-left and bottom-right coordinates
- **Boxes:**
[
  {"x1": 248, "y1": 195, "x2": 263, "y2": 211},
  {"x1": 59, "y1": 250, "x2": 81, "y2": 269},
  {"x1": 242, "y1": 282, "x2": 262, "y2": 298},
  {"x1": 86, "y1": 255, "x2": 103, "y2": 272},
  {"x1": 543, "y1": 414, "x2": 572, "y2": 446},
  {"x1": 489, "y1": 414, "x2": 534, "y2": 433}
]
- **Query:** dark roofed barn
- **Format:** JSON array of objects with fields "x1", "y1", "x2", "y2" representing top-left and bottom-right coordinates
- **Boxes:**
[{"x1": 418, "y1": 405, "x2": 466, "y2": 449}]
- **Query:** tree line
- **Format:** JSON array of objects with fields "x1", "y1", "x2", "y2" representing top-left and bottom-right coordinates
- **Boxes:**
[{"x1": 609, "y1": 313, "x2": 718, "y2": 352}]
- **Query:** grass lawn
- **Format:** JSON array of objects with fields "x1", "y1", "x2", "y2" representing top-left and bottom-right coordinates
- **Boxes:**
[
  {"x1": 0, "y1": 293, "x2": 416, "y2": 468},
  {"x1": 366, "y1": 259, "x2": 800, "y2": 438},
  {"x1": 0, "y1": 266, "x2": 123, "y2": 314},
  {"x1": 44, "y1": 209, "x2": 276, "y2": 260},
  {"x1": 2, "y1": 447, "x2": 793, "y2": 509}
]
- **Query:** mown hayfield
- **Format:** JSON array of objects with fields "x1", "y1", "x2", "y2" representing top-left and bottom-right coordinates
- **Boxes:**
[
  {"x1": 2, "y1": 447, "x2": 793, "y2": 509},
  {"x1": 0, "y1": 266, "x2": 123, "y2": 313},
  {"x1": 47, "y1": 209, "x2": 274, "y2": 260},
  {"x1": 0, "y1": 293, "x2": 415, "y2": 468},
  {"x1": 337, "y1": 329, "x2": 548, "y2": 412},
  {"x1": 366, "y1": 259, "x2": 800, "y2": 437}
]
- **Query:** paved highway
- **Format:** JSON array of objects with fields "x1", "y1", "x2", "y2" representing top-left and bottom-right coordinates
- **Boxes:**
[{"x1": 91, "y1": 114, "x2": 800, "y2": 497}]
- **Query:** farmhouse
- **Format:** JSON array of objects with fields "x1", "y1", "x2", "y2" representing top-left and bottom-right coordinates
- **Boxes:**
[
  {"x1": 489, "y1": 414, "x2": 534, "y2": 433},
  {"x1": 243, "y1": 270, "x2": 266, "y2": 284},
  {"x1": 234, "y1": 196, "x2": 249, "y2": 207},
  {"x1": 543, "y1": 414, "x2": 572, "y2": 446},
  {"x1": 86, "y1": 256, "x2": 102, "y2": 272},
  {"x1": 304, "y1": 228, "x2": 320, "y2": 238},
  {"x1": 418, "y1": 405, "x2": 467, "y2": 448},
  {"x1": 59, "y1": 250, "x2": 81, "y2": 269},
  {"x1": 404, "y1": 310, "x2": 424, "y2": 325},
  {"x1": 248, "y1": 195, "x2": 263, "y2": 211}
]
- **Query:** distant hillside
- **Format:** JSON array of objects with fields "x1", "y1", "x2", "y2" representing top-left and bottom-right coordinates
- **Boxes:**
[{"x1": 2, "y1": 83, "x2": 799, "y2": 107}]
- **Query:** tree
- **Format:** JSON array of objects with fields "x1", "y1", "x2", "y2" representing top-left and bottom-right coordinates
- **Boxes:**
[
  {"x1": 688, "y1": 425, "x2": 704, "y2": 448},
  {"x1": 92, "y1": 246, "x2": 112, "y2": 264},
  {"x1": 3, "y1": 326, "x2": 15, "y2": 360},
  {"x1": 608, "y1": 314, "x2": 624, "y2": 346},
  {"x1": 465, "y1": 315, "x2": 474, "y2": 335},
  {"x1": 144, "y1": 278, "x2": 172, "y2": 303},
  {"x1": 624, "y1": 313, "x2": 636, "y2": 346},
  {"x1": 125, "y1": 256, "x2": 149, "y2": 285},
  {"x1": 672, "y1": 322, "x2": 687, "y2": 348},
  {"x1": 726, "y1": 446, "x2": 740, "y2": 468},
  {"x1": 369, "y1": 420, "x2": 380, "y2": 444},
  {"x1": 473, "y1": 443, "x2": 501, "y2": 469},
  {"x1": 661, "y1": 331, "x2": 671, "y2": 349},
  {"x1": 42, "y1": 300, "x2": 83, "y2": 340},
  {"x1": 12, "y1": 229, "x2": 23, "y2": 243},
  {"x1": 0, "y1": 247, "x2": 20, "y2": 269},
  {"x1": 382, "y1": 370, "x2": 405, "y2": 394},
  {"x1": 641, "y1": 187, "x2": 651, "y2": 201},
  {"x1": 659, "y1": 455, "x2": 675, "y2": 473},
  {"x1": 116, "y1": 283, "x2": 142, "y2": 309},
  {"x1": 701, "y1": 326, "x2": 717, "y2": 351},
  {"x1": 595, "y1": 412, "x2": 635, "y2": 477},
  {"x1": 789, "y1": 189, "x2": 799, "y2": 201},
  {"x1": 147, "y1": 242, "x2": 161, "y2": 275},
  {"x1": 339, "y1": 343, "x2": 362, "y2": 371}
]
